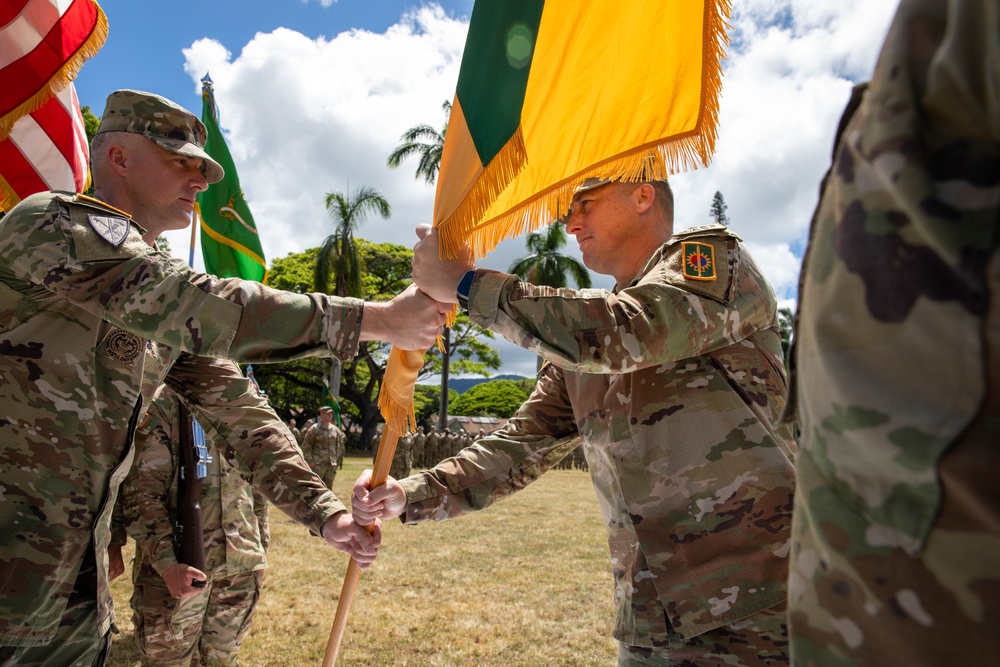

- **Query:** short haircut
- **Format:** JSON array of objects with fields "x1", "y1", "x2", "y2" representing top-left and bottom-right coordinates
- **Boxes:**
[
  {"x1": 89, "y1": 131, "x2": 144, "y2": 184},
  {"x1": 647, "y1": 179, "x2": 674, "y2": 223}
]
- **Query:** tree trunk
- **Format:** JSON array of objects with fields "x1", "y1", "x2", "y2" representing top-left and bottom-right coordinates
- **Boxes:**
[{"x1": 438, "y1": 326, "x2": 450, "y2": 431}]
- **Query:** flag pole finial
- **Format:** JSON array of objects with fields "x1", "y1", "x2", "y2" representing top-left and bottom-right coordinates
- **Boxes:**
[{"x1": 201, "y1": 72, "x2": 213, "y2": 90}]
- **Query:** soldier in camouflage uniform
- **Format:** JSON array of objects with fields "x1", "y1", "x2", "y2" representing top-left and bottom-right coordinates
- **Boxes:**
[
  {"x1": 424, "y1": 427, "x2": 441, "y2": 467},
  {"x1": 389, "y1": 432, "x2": 412, "y2": 481},
  {"x1": 410, "y1": 427, "x2": 426, "y2": 470},
  {"x1": 287, "y1": 418, "x2": 302, "y2": 445},
  {"x1": 356, "y1": 177, "x2": 798, "y2": 665},
  {"x1": 787, "y1": 1, "x2": 1000, "y2": 664},
  {"x1": 300, "y1": 407, "x2": 347, "y2": 489},
  {"x1": 121, "y1": 385, "x2": 270, "y2": 666},
  {"x1": 0, "y1": 89, "x2": 447, "y2": 666}
]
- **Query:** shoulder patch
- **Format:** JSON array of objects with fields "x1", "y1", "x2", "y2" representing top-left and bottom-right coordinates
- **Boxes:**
[
  {"x1": 88, "y1": 214, "x2": 131, "y2": 247},
  {"x1": 660, "y1": 235, "x2": 737, "y2": 303},
  {"x1": 682, "y1": 242, "x2": 717, "y2": 281}
]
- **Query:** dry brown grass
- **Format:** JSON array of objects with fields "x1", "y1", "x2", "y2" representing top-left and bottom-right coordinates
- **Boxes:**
[{"x1": 108, "y1": 454, "x2": 616, "y2": 666}]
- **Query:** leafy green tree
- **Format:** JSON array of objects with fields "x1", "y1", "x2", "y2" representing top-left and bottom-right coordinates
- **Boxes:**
[
  {"x1": 778, "y1": 306, "x2": 794, "y2": 369},
  {"x1": 386, "y1": 100, "x2": 450, "y2": 184},
  {"x1": 450, "y1": 378, "x2": 536, "y2": 419},
  {"x1": 257, "y1": 243, "x2": 499, "y2": 447},
  {"x1": 82, "y1": 105, "x2": 100, "y2": 197},
  {"x1": 710, "y1": 191, "x2": 730, "y2": 226},
  {"x1": 81, "y1": 105, "x2": 100, "y2": 141}
]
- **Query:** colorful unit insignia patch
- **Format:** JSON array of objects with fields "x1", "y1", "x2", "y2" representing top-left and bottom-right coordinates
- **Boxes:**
[{"x1": 682, "y1": 242, "x2": 716, "y2": 281}]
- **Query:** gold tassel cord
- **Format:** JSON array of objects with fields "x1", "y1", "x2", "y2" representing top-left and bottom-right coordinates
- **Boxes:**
[{"x1": 0, "y1": 7, "x2": 109, "y2": 142}]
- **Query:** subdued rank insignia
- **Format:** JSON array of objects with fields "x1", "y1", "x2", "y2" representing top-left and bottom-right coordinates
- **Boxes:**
[
  {"x1": 682, "y1": 242, "x2": 717, "y2": 281},
  {"x1": 88, "y1": 214, "x2": 130, "y2": 247},
  {"x1": 101, "y1": 328, "x2": 144, "y2": 364}
]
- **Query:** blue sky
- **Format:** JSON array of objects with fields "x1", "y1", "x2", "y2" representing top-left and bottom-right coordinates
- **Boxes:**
[{"x1": 73, "y1": 0, "x2": 897, "y2": 378}]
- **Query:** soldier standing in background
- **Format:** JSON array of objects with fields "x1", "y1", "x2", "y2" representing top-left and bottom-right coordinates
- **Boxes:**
[
  {"x1": 787, "y1": 0, "x2": 1000, "y2": 664},
  {"x1": 119, "y1": 386, "x2": 271, "y2": 666},
  {"x1": 287, "y1": 418, "x2": 301, "y2": 445},
  {"x1": 301, "y1": 407, "x2": 346, "y2": 489},
  {"x1": 358, "y1": 175, "x2": 797, "y2": 665},
  {"x1": 424, "y1": 427, "x2": 441, "y2": 468},
  {"x1": 411, "y1": 427, "x2": 426, "y2": 470},
  {"x1": 389, "y1": 432, "x2": 412, "y2": 482}
]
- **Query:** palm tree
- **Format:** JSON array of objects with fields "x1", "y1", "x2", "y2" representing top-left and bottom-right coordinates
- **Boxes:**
[
  {"x1": 315, "y1": 186, "x2": 391, "y2": 413},
  {"x1": 314, "y1": 186, "x2": 391, "y2": 297},
  {"x1": 509, "y1": 223, "x2": 592, "y2": 289},
  {"x1": 386, "y1": 101, "x2": 450, "y2": 184},
  {"x1": 387, "y1": 101, "x2": 452, "y2": 430},
  {"x1": 509, "y1": 223, "x2": 592, "y2": 370}
]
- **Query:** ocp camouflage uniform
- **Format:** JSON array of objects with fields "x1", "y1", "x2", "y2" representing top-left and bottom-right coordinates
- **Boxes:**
[
  {"x1": 400, "y1": 225, "x2": 797, "y2": 664},
  {"x1": 389, "y1": 433, "x2": 412, "y2": 481},
  {"x1": 0, "y1": 190, "x2": 361, "y2": 662},
  {"x1": 787, "y1": 0, "x2": 1000, "y2": 664},
  {"x1": 301, "y1": 422, "x2": 347, "y2": 488},
  {"x1": 411, "y1": 429, "x2": 426, "y2": 470},
  {"x1": 123, "y1": 386, "x2": 269, "y2": 666},
  {"x1": 424, "y1": 429, "x2": 441, "y2": 467}
]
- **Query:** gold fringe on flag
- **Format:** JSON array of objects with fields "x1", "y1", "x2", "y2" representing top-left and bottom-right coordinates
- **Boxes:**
[
  {"x1": 436, "y1": 0, "x2": 731, "y2": 262},
  {"x1": 376, "y1": 347, "x2": 424, "y2": 437},
  {"x1": 0, "y1": 4, "x2": 109, "y2": 141}
]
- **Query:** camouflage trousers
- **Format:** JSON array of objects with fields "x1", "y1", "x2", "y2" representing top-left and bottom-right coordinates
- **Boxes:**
[
  {"x1": 0, "y1": 550, "x2": 112, "y2": 667},
  {"x1": 617, "y1": 603, "x2": 789, "y2": 666},
  {"x1": 312, "y1": 462, "x2": 337, "y2": 489},
  {"x1": 130, "y1": 559, "x2": 263, "y2": 667}
]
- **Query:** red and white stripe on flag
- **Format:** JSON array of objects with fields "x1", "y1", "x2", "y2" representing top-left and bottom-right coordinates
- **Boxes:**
[
  {"x1": 0, "y1": 83, "x2": 89, "y2": 209},
  {"x1": 0, "y1": 0, "x2": 107, "y2": 138},
  {"x1": 0, "y1": 0, "x2": 106, "y2": 209}
]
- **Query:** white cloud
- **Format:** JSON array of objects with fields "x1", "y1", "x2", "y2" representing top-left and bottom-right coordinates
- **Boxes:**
[{"x1": 168, "y1": 1, "x2": 897, "y2": 378}]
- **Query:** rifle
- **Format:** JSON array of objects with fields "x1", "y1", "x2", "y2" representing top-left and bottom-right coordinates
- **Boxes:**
[{"x1": 177, "y1": 402, "x2": 211, "y2": 587}]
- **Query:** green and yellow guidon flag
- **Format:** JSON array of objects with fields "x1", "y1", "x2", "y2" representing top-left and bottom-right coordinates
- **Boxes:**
[
  {"x1": 433, "y1": 0, "x2": 731, "y2": 260},
  {"x1": 195, "y1": 77, "x2": 267, "y2": 282}
]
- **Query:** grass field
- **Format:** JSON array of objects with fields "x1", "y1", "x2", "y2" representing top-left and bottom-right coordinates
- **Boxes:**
[{"x1": 108, "y1": 454, "x2": 617, "y2": 666}]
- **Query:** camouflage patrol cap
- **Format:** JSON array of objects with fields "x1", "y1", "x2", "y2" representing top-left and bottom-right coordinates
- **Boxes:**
[
  {"x1": 96, "y1": 89, "x2": 224, "y2": 184},
  {"x1": 319, "y1": 406, "x2": 333, "y2": 414}
]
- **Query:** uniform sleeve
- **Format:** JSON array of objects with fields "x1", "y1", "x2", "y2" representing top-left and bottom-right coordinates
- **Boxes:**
[
  {"x1": 120, "y1": 396, "x2": 182, "y2": 575},
  {"x1": 164, "y1": 354, "x2": 346, "y2": 534},
  {"x1": 399, "y1": 364, "x2": 581, "y2": 522},
  {"x1": 0, "y1": 195, "x2": 363, "y2": 363},
  {"x1": 466, "y1": 239, "x2": 777, "y2": 375}
]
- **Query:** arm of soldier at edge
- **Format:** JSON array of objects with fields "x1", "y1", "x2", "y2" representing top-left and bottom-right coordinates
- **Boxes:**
[
  {"x1": 356, "y1": 365, "x2": 581, "y2": 525},
  {"x1": 466, "y1": 265, "x2": 775, "y2": 375},
  {"x1": 164, "y1": 355, "x2": 380, "y2": 564},
  {"x1": 0, "y1": 197, "x2": 446, "y2": 362}
]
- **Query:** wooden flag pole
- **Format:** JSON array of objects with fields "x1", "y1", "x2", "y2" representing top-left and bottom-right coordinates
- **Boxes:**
[{"x1": 322, "y1": 425, "x2": 401, "y2": 666}]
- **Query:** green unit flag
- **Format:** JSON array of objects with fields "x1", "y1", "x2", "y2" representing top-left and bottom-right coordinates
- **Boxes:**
[{"x1": 196, "y1": 78, "x2": 266, "y2": 281}]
